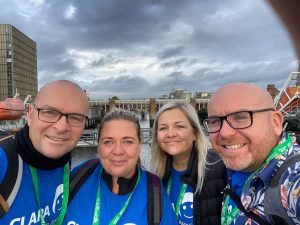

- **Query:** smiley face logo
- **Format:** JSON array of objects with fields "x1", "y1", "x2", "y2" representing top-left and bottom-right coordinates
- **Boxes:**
[
  {"x1": 180, "y1": 192, "x2": 193, "y2": 219},
  {"x1": 52, "y1": 184, "x2": 63, "y2": 213}
]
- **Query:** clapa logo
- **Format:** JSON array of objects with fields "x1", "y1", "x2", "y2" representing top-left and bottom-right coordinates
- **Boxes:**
[
  {"x1": 52, "y1": 184, "x2": 64, "y2": 214},
  {"x1": 180, "y1": 192, "x2": 193, "y2": 219}
]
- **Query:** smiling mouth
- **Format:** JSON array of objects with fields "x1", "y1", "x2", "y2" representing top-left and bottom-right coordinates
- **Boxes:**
[
  {"x1": 223, "y1": 144, "x2": 245, "y2": 150},
  {"x1": 165, "y1": 140, "x2": 180, "y2": 144},
  {"x1": 47, "y1": 136, "x2": 68, "y2": 142},
  {"x1": 111, "y1": 160, "x2": 125, "y2": 165}
]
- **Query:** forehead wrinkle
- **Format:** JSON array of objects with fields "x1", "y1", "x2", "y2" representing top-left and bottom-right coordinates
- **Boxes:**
[{"x1": 158, "y1": 120, "x2": 185, "y2": 125}]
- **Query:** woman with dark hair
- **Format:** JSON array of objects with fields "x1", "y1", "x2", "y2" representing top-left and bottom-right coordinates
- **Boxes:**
[{"x1": 64, "y1": 108, "x2": 177, "y2": 225}]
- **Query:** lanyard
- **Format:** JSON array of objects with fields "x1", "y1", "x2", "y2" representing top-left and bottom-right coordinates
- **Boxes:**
[
  {"x1": 167, "y1": 176, "x2": 187, "y2": 219},
  {"x1": 29, "y1": 163, "x2": 69, "y2": 225},
  {"x1": 92, "y1": 167, "x2": 141, "y2": 225},
  {"x1": 221, "y1": 134, "x2": 292, "y2": 225}
]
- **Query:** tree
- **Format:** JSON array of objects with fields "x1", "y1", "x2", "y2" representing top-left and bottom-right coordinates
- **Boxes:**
[{"x1": 110, "y1": 96, "x2": 119, "y2": 100}]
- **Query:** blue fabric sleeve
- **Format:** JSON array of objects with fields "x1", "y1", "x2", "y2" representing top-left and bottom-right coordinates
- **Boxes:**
[{"x1": 0, "y1": 148, "x2": 8, "y2": 183}]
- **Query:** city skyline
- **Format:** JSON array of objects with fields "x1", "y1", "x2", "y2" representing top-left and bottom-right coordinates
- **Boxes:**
[{"x1": 0, "y1": 0, "x2": 298, "y2": 99}]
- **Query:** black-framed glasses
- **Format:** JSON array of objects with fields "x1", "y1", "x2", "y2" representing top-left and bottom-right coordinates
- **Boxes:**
[
  {"x1": 203, "y1": 108, "x2": 275, "y2": 133},
  {"x1": 32, "y1": 104, "x2": 88, "y2": 127}
]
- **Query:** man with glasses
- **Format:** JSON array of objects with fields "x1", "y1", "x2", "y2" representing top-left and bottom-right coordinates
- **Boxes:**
[
  {"x1": 204, "y1": 82, "x2": 300, "y2": 224},
  {"x1": 0, "y1": 80, "x2": 89, "y2": 224}
]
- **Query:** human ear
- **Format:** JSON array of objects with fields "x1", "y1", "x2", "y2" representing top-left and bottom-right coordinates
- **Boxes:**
[
  {"x1": 272, "y1": 111, "x2": 284, "y2": 135},
  {"x1": 27, "y1": 105, "x2": 34, "y2": 126}
]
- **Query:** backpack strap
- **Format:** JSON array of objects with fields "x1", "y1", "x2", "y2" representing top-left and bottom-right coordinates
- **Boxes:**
[
  {"x1": 264, "y1": 154, "x2": 300, "y2": 225},
  {"x1": 0, "y1": 135, "x2": 23, "y2": 218},
  {"x1": 69, "y1": 160, "x2": 163, "y2": 224},
  {"x1": 146, "y1": 171, "x2": 162, "y2": 225},
  {"x1": 69, "y1": 158, "x2": 100, "y2": 204}
]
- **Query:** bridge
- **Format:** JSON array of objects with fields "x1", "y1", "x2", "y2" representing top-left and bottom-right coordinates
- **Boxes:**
[
  {"x1": 88, "y1": 98, "x2": 209, "y2": 112},
  {"x1": 86, "y1": 97, "x2": 209, "y2": 128},
  {"x1": 77, "y1": 128, "x2": 153, "y2": 147}
]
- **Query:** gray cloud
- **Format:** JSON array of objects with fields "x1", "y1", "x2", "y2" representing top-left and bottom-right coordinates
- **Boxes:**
[
  {"x1": 0, "y1": 0, "x2": 297, "y2": 99},
  {"x1": 158, "y1": 46, "x2": 186, "y2": 59}
]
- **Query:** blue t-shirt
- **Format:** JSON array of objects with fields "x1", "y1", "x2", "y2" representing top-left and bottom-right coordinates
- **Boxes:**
[
  {"x1": 64, "y1": 164, "x2": 177, "y2": 225},
  {"x1": 0, "y1": 162, "x2": 66, "y2": 225},
  {"x1": 166, "y1": 168, "x2": 194, "y2": 225},
  {"x1": 0, "y1": 148, "x2": 8, "y2": 182},
  {"x1": 228, "y1": 171, "x2": 251, "y2": 209}
]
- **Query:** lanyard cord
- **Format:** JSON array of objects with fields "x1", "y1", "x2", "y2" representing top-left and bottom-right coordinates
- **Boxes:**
[
  {"x1": 167, "y1": 176, "x2": 187, "y2": 220},
  {"x1": 29, "y1": 163, "x2": 70, "y2": 225},
  {"x1": 92, "y1": 167, "x2": 141, "y2": 225},
  {"x1": 221, "y1": 135, "x2": 293, "y2": 225}
]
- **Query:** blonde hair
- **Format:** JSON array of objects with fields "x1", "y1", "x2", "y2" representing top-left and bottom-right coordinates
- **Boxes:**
[{"x1": 151, "y1": 101, "x2": 208, "y2": 193}]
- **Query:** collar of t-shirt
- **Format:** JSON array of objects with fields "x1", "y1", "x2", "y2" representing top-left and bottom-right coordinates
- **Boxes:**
[
  {"x1": 228, "y1": 171, "x2": 251, "y2": 208},
  {"x1": 102, "y1": 166, "x2": 138, "y2": 195}
]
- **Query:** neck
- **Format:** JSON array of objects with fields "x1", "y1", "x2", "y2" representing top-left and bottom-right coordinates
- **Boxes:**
[
  {"x1": 111, "y1": 168, "x2": 137, "y2": 194},
  {"x1": 112, "y1": 177, "x2": 119, "y2": 194},
  {"x1": 172, "y1": 151, "x2": 191, "y2": 171}
]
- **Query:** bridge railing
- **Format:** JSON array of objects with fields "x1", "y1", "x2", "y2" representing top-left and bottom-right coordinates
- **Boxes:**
[
  {"x1": 141, "y1": 128, "x2": 152, "y2": 144},
  {"x1": 78, "y1": 130, "x2": 98, "y2": 146}
]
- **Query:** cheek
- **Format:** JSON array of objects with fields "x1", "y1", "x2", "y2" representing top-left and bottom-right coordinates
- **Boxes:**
[
  {"x1": 29, "y1": 122, "x2": 48, "y2": 138},
  {"x1": 186, "y1": 132, "x2": 195, "y2": 143},
  {"x1": 209, "y1": 134, "x2": 217, "y2": 145},
  {"x1": 128, "y1": 147, "x2": 140, "y2": 158},
  {"x1": 98, "y1": 147, "x2": 109, "y2": 158},
  {"x1": 156, "y1": 132, "x2": 164, "y2": 143},
  {"x1": 72, "y1": 129, "x2": 84, "y2": 141}
]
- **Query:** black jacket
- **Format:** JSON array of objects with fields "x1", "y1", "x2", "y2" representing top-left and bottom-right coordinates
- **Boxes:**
[{"x1": 180, "y1": 148, "x2": 226, "y2": 225}]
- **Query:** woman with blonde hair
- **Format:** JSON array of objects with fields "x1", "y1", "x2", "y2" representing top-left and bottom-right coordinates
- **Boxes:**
[{"x1": 151, "y1": 101, "x2": 226, "y2": 225}]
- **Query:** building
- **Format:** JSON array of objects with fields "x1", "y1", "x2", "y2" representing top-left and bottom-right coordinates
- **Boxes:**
[
  {"x1": 194, "y1": 91, "x2": 212, "y2": 99},
  {"x1": 267, "y1": 84, "x2": 279, "y2": 100},
  {"x1": 0, "y1": 24, "x2": 37, "y2": 101},
  {"x1": 158, "y1": 89, "x2": 212, "y2": 100}
]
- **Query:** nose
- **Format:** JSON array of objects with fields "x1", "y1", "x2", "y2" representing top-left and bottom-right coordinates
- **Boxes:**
[
  {"x1": 218, "y1": 119, "x2": 237, "y2": 137},
  {"x1": 112, "y1": 142, "x2": 124, "y2": 155},
  {"x1": 53, "y1": 115, "x2": 70, "y2": 131},
  {"x1": 167, "y1": 127, "x2": 176, "y2": 137}
]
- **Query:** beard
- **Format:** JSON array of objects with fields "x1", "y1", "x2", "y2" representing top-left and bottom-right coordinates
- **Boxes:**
[{"x1": 214, "y1": 127, "x2": 280, "y2": 172}]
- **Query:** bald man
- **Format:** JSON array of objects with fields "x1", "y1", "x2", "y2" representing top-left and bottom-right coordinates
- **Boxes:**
[
  {"x1": 203, "y1": 83, "x2": 300, "y2": 225},
  {"x1": 0, "y1": 80, "x2": 89, "y2": 224}
]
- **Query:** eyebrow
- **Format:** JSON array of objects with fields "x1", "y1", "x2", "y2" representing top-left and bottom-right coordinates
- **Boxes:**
[
  {"x1": 35, "y1": 104, "x2": 86, "y2": 115},
  {"x1": 100, "y1": 136, "x2": 137, "y2": 140}
]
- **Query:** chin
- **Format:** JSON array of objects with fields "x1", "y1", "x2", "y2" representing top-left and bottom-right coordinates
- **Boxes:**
[
  {"x1": 41, "y1": 148, "x2": 70, "y2": 159},
  {"x1": 223, "y1": 158, "x2": 243, "y2": 170},
  {"x1": 225, "y1": 161, "x2": 253, "y2": 171}
]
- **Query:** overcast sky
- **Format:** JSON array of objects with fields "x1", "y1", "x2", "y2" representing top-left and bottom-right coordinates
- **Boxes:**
[{"x1": 1, "y1": 0, "x2": 298, "y2": 99}]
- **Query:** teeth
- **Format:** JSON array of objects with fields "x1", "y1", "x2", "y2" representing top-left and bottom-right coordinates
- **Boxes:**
[
  {"x1": 48, "y1": 136, "x2": 66, "y2": 141},
  {"x1": 225, "y1": 144, "x2": 244, "y2": 149}
]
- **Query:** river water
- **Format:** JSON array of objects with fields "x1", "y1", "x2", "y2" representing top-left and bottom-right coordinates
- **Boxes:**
[{"x1": 71, "y1": 115, "x2": 152, "y2": 170}]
